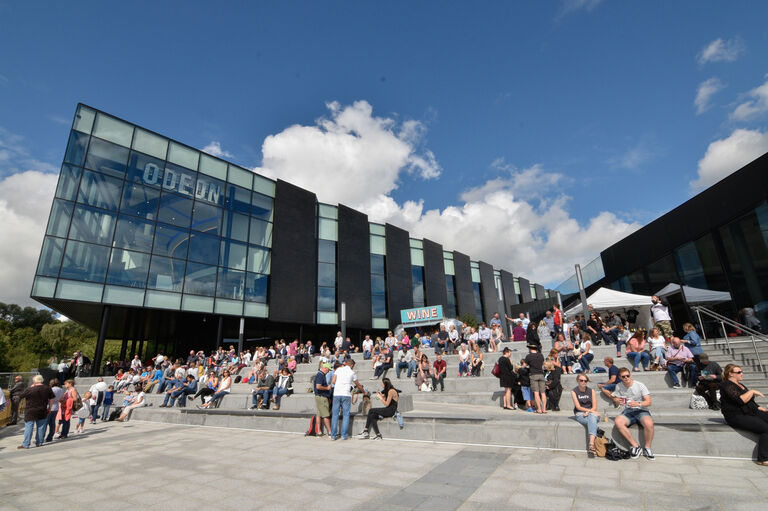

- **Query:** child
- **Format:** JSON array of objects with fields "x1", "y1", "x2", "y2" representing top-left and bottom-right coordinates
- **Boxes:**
[
  {"x1": 517, "y1": 360, "x2": 534, "y2": 412},
  {"x1": 75, "y1": 391, "x2": 92, "y2": 434},
  {"x1": 100, "y1": 386, "x2": 114, "y2": 421}
]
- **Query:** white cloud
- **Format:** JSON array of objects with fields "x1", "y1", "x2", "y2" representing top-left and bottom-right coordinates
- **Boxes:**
[
  {"x1": 691, "y1": 128, "x2": 768, "y2": 191},
  {"x1": 608, "y1": 144, "x2": 653, "y2": 170},
  {"x1": 730, "y1": 75, "x2": 768, "y2": 122},
  {"x1": 201, "y1": 141, "x2": 233, "y2": 158},
  {"x1": 256, "y1": 100, "x2": 440, "y2": 206},
  {"x1": 0, "y1": 126, "x2": 57, "y2": 174},
  {"x1": 557, "y1": 0, "x2": 604, "y2": 19},
  {"x1": 694, "y1": 77, "x2": 725, "y2": 115},
  {"x1": 697, "y1": 37, "x2": 745, "y2": 65},
  {"x1": 0, "y1": 170, "x2": 58, "y2": 307}
]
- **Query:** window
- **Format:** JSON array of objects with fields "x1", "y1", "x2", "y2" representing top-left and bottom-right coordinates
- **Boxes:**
[
  {"x1": 162, "y1": 162, "x2": 197, "y2": 197},
  {"x1": 46, "y1": 199, "x2": 74, "y2": 238},
  {"x1": 251, "y1": 192, "x2": 274, "y2": 221},
  {"x1": 317, "y1": 236, "x2": 336, "y2": 312},
  {"x1": 245, "y1": 272, "x2": 268, "y2": 303},
  {"x1": 222, "y1": 211, "x2": 249, "y2": 242},
  {"x1": 126, "y1": 151, "x2": 165, "y2": 189},
  {"x1": 68, "y1": 205, "x2": 116, "y2": 245},
  {"x1": 147, "y1": 256, "x2": 185, "y2": 292},
  {"x1": 167, "y1": 142, "x2": 199, "y2": 170},
  {"x1": 412, "y1": 266, "x2": 425, "y2": 308},
  {"x1": 247, "y1": 245, "x2": 271, "y2": 274},
  {"x1": 183, "y1": 262, "x2": 217, "y2": 296},
  {"x1": 59, "y1": 241, "x2": 110, "y2": 283},
  {"x1": 37, "y1": 237, "x2": 65, "y2": 277},
  {"x1": 445, "y1": 275, "x2": 457, "y2": 318},
  {"x1": 473, "y1": 282, "x2": 484, "y2": 320},
  {"x1": 224, "y1": 184, "x2": 251, "y2": 214},
  {"x1": 191, "y1": 201, "x2": 222, "y2": 236},
  {"x1": 370, "y1": 254, "x2": 387, "y2": 319},
  {"x1": 220, "y1": 239, "x2": 248, "y2": 270},
  {"x1": 120, "y1": 184, "x2": 159, "y2": 220},
  {"x1": 106, "y1": 249, "x2": 149, "y2": 288},
  {"x1": 92, "y1": 113, "x2": 133, "y2": 147},
  {"x1": 84, "y1": 137, "x2": 129, "y2": 178},
  {"x1": 187, "y1": 232, "x2": 219, "y2": 265},
  {"x1": 216, "y1": 267, "x2": 245, "y2": 300},
  {"x1": 78, "y1": 170, "x2": 123, "y2": 211},
  {"x1": 132, "y1": 128, "x2": 168, "y2": 160},
  {"x1": 113, "y1": 215, "x2": 155, "y2": 253},
  {"x1": 64, "y1": 131, "x2": 89, "y2": 167},
  {"x1": 157, "y1": 192, "x2": 193, "y2": 228},
  {"x1": 55, "y1": 164, "x2": 82, "y2": 201},
  {"x1": 152, "y1": 224, "x2": 189, "y2": 260},
  {"x1": 249, "y1": 217, "x2": 272, "y2": 247}
]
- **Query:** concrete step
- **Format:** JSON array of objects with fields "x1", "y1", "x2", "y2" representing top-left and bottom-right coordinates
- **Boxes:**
[{"x1": 127, "y1": 406, "x2": 762, "y2": 459}]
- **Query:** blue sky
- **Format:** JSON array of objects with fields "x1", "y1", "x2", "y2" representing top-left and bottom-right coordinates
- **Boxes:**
[{"x1": 2, "y1": 1, "x2": 768, "y2": 305}]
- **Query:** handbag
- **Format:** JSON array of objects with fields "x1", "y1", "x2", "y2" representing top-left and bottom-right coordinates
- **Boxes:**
[
  {"x1": 593, "y1": 436, "x2": 609, "y2": 457},
  {"x1": 491, "y1": 362, "x2": 501, "y2": 378},
  {"x1": 420, "y1": 382, "x2": 431, "y2": 392},
  {"x1": 689, "y1": 392, "x2": 708, "y2": 410}
]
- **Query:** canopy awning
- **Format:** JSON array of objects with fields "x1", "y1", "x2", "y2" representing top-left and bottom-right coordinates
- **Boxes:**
[{"x1": 655, "y1": 283, "x2": 732, "y2": 305}]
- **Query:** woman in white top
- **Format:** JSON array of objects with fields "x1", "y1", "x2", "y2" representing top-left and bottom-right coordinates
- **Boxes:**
[
  {"x1": 116, "y1": 387, "x2": 145, "y2": 422},
  {"x1": 468, "y1": 328, "x2": 479, "y2": 352},
  {"x1": 575, "y1": 333, "x2": 594, "y2": 372},
  {"x1": 458, "y1": 344, "x2": 471, "y2": 377},
  {"x1": 490, "y1": 325, "x2": 504, "y2": 352},
  {"x1": 647, "y1": 328, "x2": 667, "y2": 368},
  {"x1": 198, "y1": 370, "x2": 231, "y2": 408}
]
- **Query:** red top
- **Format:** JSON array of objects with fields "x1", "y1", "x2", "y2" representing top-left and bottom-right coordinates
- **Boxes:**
[
  {"x1": 433, "y1": 359, "x2": 447, "y2": 374},
  {"x1": 554, "y1": 309, "x2": 562, "y2": 326}
]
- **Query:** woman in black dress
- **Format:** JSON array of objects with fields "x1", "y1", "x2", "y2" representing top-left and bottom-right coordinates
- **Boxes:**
[
  {"x1": 498, "y1": 348, "x2": 516, "y2": 410},
  {"x1": 526, "y1": 322, "x2": 541, "y2": 350},
  {"x1": 720, "y1": 364, "x2": 768, "y2": 465}
]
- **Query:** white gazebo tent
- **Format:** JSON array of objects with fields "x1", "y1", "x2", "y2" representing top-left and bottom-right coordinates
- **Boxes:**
[
  {"x1": 565, "y1": 287, "x2": 654, "y2": 329},
  {"x1": 655, "y1": 283, "x2": 732, "y2": 305}
]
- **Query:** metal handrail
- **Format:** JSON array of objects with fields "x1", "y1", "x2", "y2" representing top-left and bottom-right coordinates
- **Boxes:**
[{"x1": 692, "y1": 305, "x2": 766, "y2": 374}]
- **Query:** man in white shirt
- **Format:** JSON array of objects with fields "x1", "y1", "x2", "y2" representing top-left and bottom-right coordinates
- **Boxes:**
[
  {"x1": 88, "y1": 377, "x2": 109, "y2": 424},
  {"x1": 362, "y1": 336, "x2": 374, "y2": 360},
  {"x1": 477, "y1": 323, "x2": 492, "y2": 352},
  {"x1": 130, "y1": 355, "x2": 142, "y2": 371},
  {"x1": 330, "y1": 359, "x2": 365, "y2": 440},
  {"x1": 611, "y1": 367, "x2": 655, "y2": 460},
  {"x1": 650, "y1": 295, "x2": 673, "y2": 340},
  {"x1": 334, "y1": 332, "x2": 344, "y2": 353}
]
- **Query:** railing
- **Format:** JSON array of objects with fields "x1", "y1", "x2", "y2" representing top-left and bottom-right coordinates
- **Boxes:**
[{"x1": 692, "y1": 305, "x2": 766, "y2": 374}]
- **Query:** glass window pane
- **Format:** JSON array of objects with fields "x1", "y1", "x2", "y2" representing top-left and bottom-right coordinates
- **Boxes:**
[
  {"x1": 409, "y1": 239, "x2": 423, "y2": 249},
  {"x1": 120, "y1": 184, "x2": 159, "y2": 220},
  {"x1": 77, "y1": 170, "x2": 123, "y2": 211},
  {"x1": 157, "y1": 192, "x2": 193, "y2": 228},
  {"x1": 471, "y1": 267, "x2": 481, "y2": 283},
  {"x1": 251, "y1": 192, "x2": 274, "y2": 221},
  {"x1": 215, "y1": 298, "x2": 243, "y2": 316},
  {"x1": 227, "y1": 165, "x2": 253, "y2": 189},
  {"x1": 69, "y1": 205, "x2": 116, "y2": 245},
  {"x1": 55, "y1": 280, "x2": 103, "y2": 302},
  {"x1": 84, "y1": 137, "x2": 129, "y2": 178},
  {"x1": 193, "y1": 174, "x2": 225, "y2": 206},
  {"x1": 93, "y1": 113, "x2": 134, "y2": 147},
  {"x1": 103, "y1": 286, "x2": 144, "y2": 306},
  {"x1": 187, "y1": 232, "x2": 219, "y2": 265},
  {"x1": 318, "y1": 218, "x2": 338, "y2": 241},
  {"x1": 370, "y1": 234, "x2": 386, "y2": 255},
  {"x1": 132, "y1": 128, "x2": 168, "y2": 160},
  {"x1": 59, "y1": 240, "x2": 110, "y2": 282},
  {"x1": 253, "y1": 174, "x2": 275, "y2": 197},
  {"x1": 37, "y1": 236, "x2": 65, "y2": 277},
  {"x1": 249, "y1": 217, "x2": 272, "y2": 246},
  {"x1": 113, "y1": 215, "x2": 155, "y2": 253},
  {"x1": 370, "y1": 254, "x2": 385, "y2": 275},
  {"x1": 216, "y1": 267, "x2": 245, "y2": 300},
  {"x1": 245, "y1": 302, "x2": 269, "y2": 318},
  {"x1": 318, "y1": 204, "x2": 338, "y2": 219},
  {"x1": 167, "y1": 141, "x2": 199, "y2": 170},
  {"x1": 412, "y1": 266, "x2": 425, "y2": 305},
  {"x1": 191, "y1": 201, "x2": 222, "y2": 236},
  {"x1": 317, "y1": 287, "x2": 336, "y2": 311},
  {"x1": 147, "y1": 256, "x2": 185, "y2": 292},
  {"x1": 182, "y1": 295, "x2": 214, "y2": 313},
  {"x1": 224, "y1": 184, "x2": 251, "y2": 214},
  {"x1": 247, "y1": 246, "x2": 271, "y2": 274},
  {"x1": 55, "y1": 164, "x2": 82, "y2": 201},
  {"x1": 199, "y1": 153, "x2": 227, "y2": 180},
  {"x1": 245, "y1": 273, "x2": 268, "y2": 303},
  {"x1": 444, "y1": 258, "x2": 455, "y2": 275},
  {"x1": 144, "y1": 290, "x2": 181, "y2": 310},
  {"x1": 317, "y1": 311, "x2": 338, "y2": 324},
  {"x1": 369, "y1": 223, "x2": 385, "y2": 236},
  {"x1": 318, "y1": 262, "x2": 335, "y2": 287},
  {"x1": 32, "y1": 277, "x2": 57, "y2": 298},
  {"x1": 46, "y1": 199, "x2": 73, "y2": 238},
  {"x1": 162, "y1": 162, "x2": 197, "y2": 198},
  {"x1": 410, "y1": 248, "x2": 424, "y2": 266},
  {"x1": 318, "y1": 239, "x2": 336, "y2": 264},
  {"x1": 152, "y1": 224, "x2": 189, "y2": 259},
  {"x1": 73, "y1": 105, "x2": 95, "y2": 134},
  {"x1": 223, "y1": 211, "x2": 250, "y2": 242},
  {"x1": 126, "y1": 151, "x2": 165, "y2": 188},
  {"x1": 64, "y1": 130, "x2": 89, "y2": 167},
  {"x1": 106, "y1": 249, "x2": 150, "y2": 288},
  {"x1": 371, "y1": 294, "x2": 387, "y2": 318},
  {"x1": 183, "y1": 262, "x2": 217, "y2": 296},
  {"x1": 220, "y1": 239, "x2": 248, "y2": 270},
  {"x1": 371, "y1": 274, "x2": 386, "y2": 294}
]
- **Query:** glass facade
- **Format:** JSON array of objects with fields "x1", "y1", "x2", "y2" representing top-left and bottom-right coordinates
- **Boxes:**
[
  {"x1": 32, "y1": 104, "x2": 548, "y2": 332},
  {"x1": 32, "y1": 105, "x2": 274, "y2": 316}
]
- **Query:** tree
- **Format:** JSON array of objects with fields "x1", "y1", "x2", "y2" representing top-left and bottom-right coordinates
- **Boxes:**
[
  {"x1": 0, "y1": 302, "x2": 58, "y2": 330},
  {"x1": 458, "y1": 313, "x2": 478, "y2": 329}
]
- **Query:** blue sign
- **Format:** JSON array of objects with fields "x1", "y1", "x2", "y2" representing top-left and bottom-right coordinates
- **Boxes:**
[{"x1": 400, "y1": 305, "x2": 444, "y2": 325}]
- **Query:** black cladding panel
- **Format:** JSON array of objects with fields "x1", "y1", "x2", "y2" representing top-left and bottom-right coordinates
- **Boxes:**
[
  {"x1": 423, "y1": 239, "x2": 447, "y2": 307},
  {"x1": 500, "y1": 270, "x2": 519, "y2": 312},
  {"x1": 385, "y1": 223, "x2": 412, "y2": 324},
  {"x1": 518, "y1": 276, "x2": 532, "y2": 303},
  {"x1": 337, "y1": 205, "x2": 372, "y2": 329},
  {"x1": 534, "y1": 284, "x2": 546, "y2": 301},
  {"x1": 478, "y1": 261, "x2": 498, "y2": 323},
  {"x1": 269, "y1": 180, "x2": 317, "y2": 324},
  {"x1": 453, "y1": 251, "x2": 475, "y2": 317}
]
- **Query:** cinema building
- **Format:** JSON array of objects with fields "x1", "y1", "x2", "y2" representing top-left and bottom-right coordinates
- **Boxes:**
[{"x1": 31, "y1": 104, "x2": 556, "y2": 372}]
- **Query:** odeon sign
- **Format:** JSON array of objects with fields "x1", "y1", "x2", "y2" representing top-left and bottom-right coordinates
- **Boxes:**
[{"x1": 142, "y1": 163, "x2": 221, "y2": 204}]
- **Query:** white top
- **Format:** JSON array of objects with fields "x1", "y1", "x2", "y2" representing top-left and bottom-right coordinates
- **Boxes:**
[
  {"x1": 187, "y1": 367, "x2": 198, "y2": 379},
  {"x1": 468, "y1": 332, "x2": 479, "y2": 343},
  {"x1": 334, "y1": 336, "x2": 344, "y2": 349},
  {"x1": 385, "y1": 336, "x2": 397, "y2": 348},
  {"x1": 362, "y1": 339, "x2": 373, "y2": 351},
  {"x1": 332, "y1": 365, "x2": 357, "y2": 397},
  {"x1": 651, "y1": 302, "x2": 671, "y2": 322},
  {"x1": 612, "y1": 381, "x2": 650, "y2": 411},
  {"x1": 218, "y1": 377, "x2": 231, "y2": 394},
  {"x1": 448, "y1": 329, "x2": 459, "y2": 341},
  {"x1": 459, "y1": 349, "x2": 470, "y2": 362},
  {"x1": 648, "y1": 335, "x2": 665, "y2": 350},
  {"x1": 75, "y1": 401, "x2": 92, "y2": 419},
  {"x1": 519, "y1": 317, "x2": 530, "y2": 330},
  {"x1": 478, "y1": 327, "x2": 491, "y2": 340},
  {"x1": 50, "y1": 386, "x2": 65, "y2": 412},
  {"x1": 154, "y1": 354, "x2": 165, "y2": 365}
]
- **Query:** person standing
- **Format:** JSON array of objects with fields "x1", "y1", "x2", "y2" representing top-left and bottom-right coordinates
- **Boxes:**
[
  {"x1": 498, "y1": 348, "x2": 516, "y2": 410},
  {"x1": 88, "y1": 377, "x2": 108, "y2": 424},
  {"x1": 650, "y1": 295, "x2": 673, "y2": 340},
  {"x1": 313, "y1": 363, "x2": 333, "y2": 436},
  {"x1": 17, "y1": 375, "x2": 55, "y2": 449},
  {"x1": 553, "y1": 304, "x2": 563, "y2": 335},
  {"x1": 331, "y1": 359, "x2": 365, "y2": 440},
  {"x1": 56, "y1": 379, "x2": 77, "y2": 439},
  {"x1": 44, "y1": 379, "x2": 65, "y2": 442},
  {"x1": 8, "y1": 375, "x2": 24, "y2": 425},
  {"x1": 524, "y1": 344, "x2": 546, "y2": 414}
]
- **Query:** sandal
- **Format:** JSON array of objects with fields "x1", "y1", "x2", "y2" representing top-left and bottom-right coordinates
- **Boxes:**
[{"x1": 588, "y1": 444, "x2": 597, "y2": 455}]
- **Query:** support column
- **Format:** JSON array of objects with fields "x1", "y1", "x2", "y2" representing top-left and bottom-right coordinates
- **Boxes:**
[
  {"x1": 119, "y1": 311, "x2": 130, "y2": 362},
  {"x1": 237, "y1": 317, "x2": 245, "y2": 355},
  {"x1": 217, "y1": 316, "x2": 224, "y2": 350},
  {"x1": 138, "y1": 338, "x2": 145, "y2": 361},
  {"x1": 92, "y1": 305, "x2": 110, "y2": 377}
]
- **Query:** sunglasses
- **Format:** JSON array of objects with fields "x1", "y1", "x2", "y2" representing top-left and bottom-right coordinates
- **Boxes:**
[
  {"x1": 577, "y1": 379, "x2": 588, "y2": 383},
  {"x1": 620, "y1": 375, "x2": 631, "y2": 379},
  {"x1": 732, "y1": 370, "x2": 743, "y2": 374}
]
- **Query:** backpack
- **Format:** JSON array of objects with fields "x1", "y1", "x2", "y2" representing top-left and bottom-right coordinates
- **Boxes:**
[{"x1": 305, "y1": 415, "x2": 318, "y2": 436}]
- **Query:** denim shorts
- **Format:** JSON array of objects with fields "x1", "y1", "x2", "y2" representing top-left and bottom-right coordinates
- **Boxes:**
[
  {"x1": 521, "y1": 386, "x2": 532, "y2": 401},
  {"x1": 601, "y1": 383, "x2": 617, "y2": 392},
  {"x1": 621, "y1": 408, "x2": 651, "y2": 426}
]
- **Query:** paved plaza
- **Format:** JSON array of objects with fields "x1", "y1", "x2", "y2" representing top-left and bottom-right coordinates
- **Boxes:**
[{"x1": 0, "y1": 420, "x2": 767, "y2": 510}]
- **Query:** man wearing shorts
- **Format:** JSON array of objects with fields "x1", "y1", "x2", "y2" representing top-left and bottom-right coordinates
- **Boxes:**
[
  {"x1": 313, "y1": 363, "x2": 332, "y2": 436},
  {"x1": 610, "y1": 367, "x2": 655, "y2": 460},
  {"x1": 523, "y1": 344, "x2": 546, "y2": 413},
  {"x1": 650, "y1": 295, "x2": 673, "y2": 340}
]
